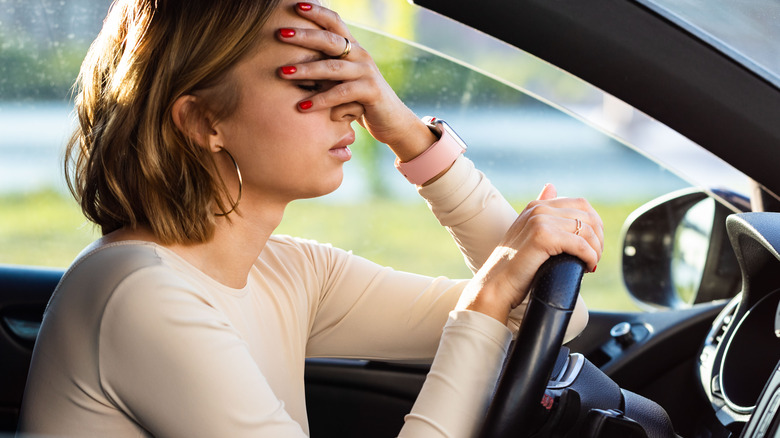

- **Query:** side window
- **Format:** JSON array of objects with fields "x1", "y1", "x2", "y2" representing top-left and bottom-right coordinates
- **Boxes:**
[
  {"x1": 277, "y1": 0, "x2": 700, "y2": 312},
  {"x1": 0, "y1": 1, "x2": 113, "y2": 267}
]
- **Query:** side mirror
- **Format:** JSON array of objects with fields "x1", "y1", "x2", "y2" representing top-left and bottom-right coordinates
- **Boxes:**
[{"x1": 621, "y1": 188, "x2": 745, "y2": 310}]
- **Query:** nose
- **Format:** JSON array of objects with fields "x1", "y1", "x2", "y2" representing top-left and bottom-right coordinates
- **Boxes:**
[{"x1": 330, "y1": 101, "x2": 364, "y2": 123}]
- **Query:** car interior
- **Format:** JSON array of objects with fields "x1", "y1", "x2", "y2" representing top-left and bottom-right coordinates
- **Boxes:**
[{"x1": 2, "y1": 0, "x2": 780, "y2": 437}]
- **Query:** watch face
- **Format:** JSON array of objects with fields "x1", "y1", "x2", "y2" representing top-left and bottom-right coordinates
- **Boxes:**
[
  {"x1": 422, "y1": 117, "x2": 467, "y2": 151},
  {"x1": 438, "y1": 120, "x2": 468, "y2": 151}
]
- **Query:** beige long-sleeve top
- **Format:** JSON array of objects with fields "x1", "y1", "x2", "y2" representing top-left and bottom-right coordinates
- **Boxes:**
[{"x1": 18, "y1": 156, "x2": 587, "y2": 437}]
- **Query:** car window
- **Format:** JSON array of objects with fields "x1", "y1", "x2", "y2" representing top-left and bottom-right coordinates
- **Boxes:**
[
  {"x1": 0, "y1": 0, "x2": 113, "y2": 266},
  {"x1": 0, "y1": 0, "x2": 747, "y2": 312}
]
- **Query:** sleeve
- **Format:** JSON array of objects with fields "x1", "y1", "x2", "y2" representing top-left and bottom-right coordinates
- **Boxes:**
[
  {"x1": 400, "y1": 310, "x2": 512, "y2": 437},
  {"x1": 417, "y1": 155, "x2": 588, "y2": 342},
  {"x1": 304, "y1": 239, "x2": 466, "y2": 360},
  {"x1": 98, "y1": 267, "x2": 308, "y2": 438},
  {"x1": 417, "y1": 156, "x2": 516, "y2": 274}
]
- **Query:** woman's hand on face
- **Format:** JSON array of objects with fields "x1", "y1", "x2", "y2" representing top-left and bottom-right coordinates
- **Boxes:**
[
  {"x1": 457, "y1": 184, "x2": 604, "y2": 324},
  {"x1": 277, "y1": 2, "x2": 435, "y2": 161}
]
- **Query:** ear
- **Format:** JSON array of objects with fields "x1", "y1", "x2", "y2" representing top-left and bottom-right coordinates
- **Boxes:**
[{"x1": 171, "y1": 95, "x2": 222, "y2": 153}]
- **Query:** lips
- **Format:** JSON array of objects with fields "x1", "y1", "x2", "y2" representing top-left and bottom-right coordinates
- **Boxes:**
[
  {"x1": 329, "y1": 131, "x2": 355, "y2": 162},
  {"x1": 328, "y1": 145, "x2": 352, "y2": 162},
  {"x1": 332, "y1": 131, "x2": 356, "y2": 150}
]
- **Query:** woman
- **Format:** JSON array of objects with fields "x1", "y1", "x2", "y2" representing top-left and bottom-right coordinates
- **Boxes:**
[{"x1": 18, "y1": 0, "x2": 603, "y2": 436}]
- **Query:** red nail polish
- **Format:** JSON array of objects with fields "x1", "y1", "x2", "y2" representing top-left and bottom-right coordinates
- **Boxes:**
[
  {"x1": 279, "y1": 28, "x2": 295, "y2": 38},
  {"x1": 298, "y1": 100, "x2": 313, "y2": 110},
  {"x1": 297, "y1": 2, "x2": 312, "y2": 11},
  {"x1": 592, "y1": 265, "x2": 598, "y2": 273},
  {"x1": 280, "y1": 66, "x2": 297, "y2": 75}
]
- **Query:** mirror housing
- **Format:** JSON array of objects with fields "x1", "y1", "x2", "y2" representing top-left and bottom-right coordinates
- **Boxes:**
[{"x1": 621, "y1": 188, "x2": 745, "y2": 310}]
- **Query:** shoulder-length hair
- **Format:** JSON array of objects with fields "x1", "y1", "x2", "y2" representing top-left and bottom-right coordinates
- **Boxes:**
[{"x1": 65, "y1": 0, "x2": 282, "y2": 244}]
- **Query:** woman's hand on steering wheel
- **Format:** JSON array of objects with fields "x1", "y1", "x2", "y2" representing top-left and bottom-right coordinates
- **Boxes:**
[{"x1": 457, "y1": 183, "x2": 604, "y2": 324}]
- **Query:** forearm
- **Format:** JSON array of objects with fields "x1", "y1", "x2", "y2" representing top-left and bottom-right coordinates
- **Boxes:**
[
  {"x1": 399, "y1": 310, "x2": 511, "y2": 437},
  {"x1": 307, "y1": 245, "x2": 466, "y2": 360},
  {"x1": 418, "y1": 156, "x2": 518, "y2": 273}
]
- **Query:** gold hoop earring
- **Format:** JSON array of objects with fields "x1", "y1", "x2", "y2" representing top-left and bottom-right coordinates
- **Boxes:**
[{"x1": 215, "y1": 147, "x2": 243, "y2": 217}]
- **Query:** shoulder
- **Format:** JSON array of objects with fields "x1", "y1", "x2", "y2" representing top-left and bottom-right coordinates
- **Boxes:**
[
  {"x1": 264, "y1": 234, "x2": 351, "y2": 265},
  {"x1": 259, "y1": 235, "x2": 358, "y2": 289},
  {"x1": 266, "y1": 234, "x2": 335, "y2": 252},
  {"x1": 90, "y1": 245, "x2": 233, "y2": 347},
  {"x1": 51, "y1": 242, "x2": 165, "y2": 307},
  {"x1": 35, "y1": 242, "x2": 211, "y2": 380},
  {"x1": 63, "y1": 241, "x2": 183, "y2": 294},
  {"x1": 50, "y1": 242, "x2": 206, "y2": 321}
]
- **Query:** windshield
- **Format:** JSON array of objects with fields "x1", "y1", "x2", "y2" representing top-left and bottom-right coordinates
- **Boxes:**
[{"x1": 638, "y1": 0, "x2": 780, "y2": 89}]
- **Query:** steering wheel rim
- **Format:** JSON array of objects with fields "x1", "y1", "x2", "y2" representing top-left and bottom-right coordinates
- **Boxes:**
[{"x1": 479, "y1": 254, "x2": 587, "y2": 438}]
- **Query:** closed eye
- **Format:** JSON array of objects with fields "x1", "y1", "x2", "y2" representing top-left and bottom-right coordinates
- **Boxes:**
[{"x1": 297, "y1": 82, "x2": 323, "y2": 92}]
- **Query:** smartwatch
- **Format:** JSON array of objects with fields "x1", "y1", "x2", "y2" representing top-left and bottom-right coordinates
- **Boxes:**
[{"x1": 395, "y1": 116, "x2": 468, "y2": 185}]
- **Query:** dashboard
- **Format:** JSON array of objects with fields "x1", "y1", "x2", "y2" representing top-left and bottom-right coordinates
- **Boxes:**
[{"x1": 697, "y1": 213, "x2": 780, "y2": 436}]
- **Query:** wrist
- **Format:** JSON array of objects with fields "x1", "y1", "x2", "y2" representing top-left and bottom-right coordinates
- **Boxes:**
[
  {"x1": 395, "y1": 117, "x2": 468, "y2": 186},
  {"x1": 457, "y1": 279, "x2": 512, "y2": 325},
  {"x1": 387, "y1": 117, "x2": 439, "y2": 162}
]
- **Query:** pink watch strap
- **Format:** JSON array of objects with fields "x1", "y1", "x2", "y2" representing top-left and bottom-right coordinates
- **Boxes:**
[{"x1": 394, "y1": 127, "x2": 465, "y2": 185}]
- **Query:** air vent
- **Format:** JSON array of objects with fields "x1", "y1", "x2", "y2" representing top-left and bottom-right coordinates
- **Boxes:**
[{"x1": 700, "y1": 294, "x2": 740, "y2": 366}]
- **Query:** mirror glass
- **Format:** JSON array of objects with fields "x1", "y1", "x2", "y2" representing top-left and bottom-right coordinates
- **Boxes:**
[{"x1": 671, "y1": 198, "x2": 715, "y2": 304}]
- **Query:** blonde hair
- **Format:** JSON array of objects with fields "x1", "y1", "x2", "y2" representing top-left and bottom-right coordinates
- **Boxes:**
[{"x1": 66, "y1": 0, "x2": 282, "y2": 244}]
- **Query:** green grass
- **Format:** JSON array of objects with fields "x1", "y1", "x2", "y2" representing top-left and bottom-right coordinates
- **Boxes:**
[
  {"x1": 0, "y1": 191, "x2": 642, "y2": 311},
  {"x1": 0, "y1": 190, "x2": 99, "y2": 267}
]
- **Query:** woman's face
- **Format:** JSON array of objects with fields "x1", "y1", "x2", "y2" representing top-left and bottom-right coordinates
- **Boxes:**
[{"x1": 212, "y1": 0, "x2": 356, "y2": 206}]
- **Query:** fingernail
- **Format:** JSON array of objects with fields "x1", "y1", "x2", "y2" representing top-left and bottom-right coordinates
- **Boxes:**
[
  {"x1": 592, "y1": 265, "x2": 598, "y2": 273},
  {"x1": 280, "y1": 66, "x2": 297, "y2": 75},
  {"x1": 298, "y1": 100, "x2": 313, "y2": 110},
  {"x1": 279, "y1": 28, "x2": 295, "y2": 38},
  {"x1": 297, "y1": 2, "x2": 313, "y2": 11}
]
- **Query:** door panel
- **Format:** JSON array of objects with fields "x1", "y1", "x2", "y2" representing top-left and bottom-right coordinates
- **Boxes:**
[
  {"x1": 305, "y1": 359, "x2": 425, "y2": 437},
  {"x1": 0, "y1": 265, "x2": 60, "y2": 431}
]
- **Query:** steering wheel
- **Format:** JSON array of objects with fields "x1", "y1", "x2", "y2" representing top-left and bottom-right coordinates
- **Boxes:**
[{"x1": 479, "y1": 254, "x2": 586, "y2": 438}]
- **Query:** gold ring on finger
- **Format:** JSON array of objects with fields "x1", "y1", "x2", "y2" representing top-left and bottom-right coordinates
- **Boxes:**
[
  {"x1": 337, "y1": 37, "x2": 352, "y2": 59},
  {"x1": 574, "y1": 218, "x2": 582, "y2": 236}
]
